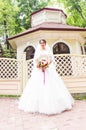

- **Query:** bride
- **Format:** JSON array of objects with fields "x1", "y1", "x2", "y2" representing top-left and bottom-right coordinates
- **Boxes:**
[{"x1": 18, "y1": 39, "x2": 74, "y2": 115}]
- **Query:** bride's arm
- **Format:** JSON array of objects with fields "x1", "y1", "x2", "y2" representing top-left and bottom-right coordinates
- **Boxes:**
[
  {"x1": 48, "y1": 59, "x2": 53, "y2": 65},
  {"x1": 35, "y1": 59, "x2": 40, "y2": 68},
  {"x1": 48, "y1": 55, "x2": 53, "y2": 65}
]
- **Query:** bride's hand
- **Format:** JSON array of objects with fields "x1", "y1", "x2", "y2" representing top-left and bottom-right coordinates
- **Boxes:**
[
  {"x1": 48, "y1": 60, "x2": 52, "y2": 65},
  {"x1": 37, "y1": 64, "x2": 40, "y2": 68}
]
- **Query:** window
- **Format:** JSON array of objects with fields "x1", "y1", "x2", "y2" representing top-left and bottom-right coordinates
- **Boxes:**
[
  {"x1": 24, "y1": 46, "x2": 35, "y2": 60},
  {"x1": 53, "y1": 42, "x2": 70, "y2": 54}
]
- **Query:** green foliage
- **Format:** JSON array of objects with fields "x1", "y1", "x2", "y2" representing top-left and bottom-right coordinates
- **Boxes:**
[
  {"x1": 0, "y1": 94, "x2": 20, "y2": 98},
  {"x1": 0, "y1": 0, "x2": 50, "y2": 58},
  {"x1": 73, "y1": 94, "x2": 86, "y2": 100},
  {"x1": 1, "y1": 44, "x2": 16, "y2": 58},
  {"x1": 0, "y1": 0, "x2": 50, "y2": 36},
  {"x1": 0, "y1": 0, "x2": 20, "y2": 36},
  {"x1": 16, "y1": 0, "x2": 50, "y2": 30},
  {"x1": 56, "y1": 0, "x2": 86, "y2": 27}
]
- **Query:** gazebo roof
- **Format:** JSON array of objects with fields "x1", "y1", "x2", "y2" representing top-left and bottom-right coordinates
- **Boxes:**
[
  {"x1": 8, "y1": 22, "x2": 86, "y2": 40},
  {"x1": 30, "y1": 7, "x2": 67, "y2": 18}
]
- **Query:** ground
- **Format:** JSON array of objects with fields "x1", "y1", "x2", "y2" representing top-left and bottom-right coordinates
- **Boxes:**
[{"x1": 0, "y1": 98, "x2": 86, "y2": 130}]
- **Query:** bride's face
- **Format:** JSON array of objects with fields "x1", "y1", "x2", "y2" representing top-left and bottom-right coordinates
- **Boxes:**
[{"x1": 40, "y1": 40, "x2": 46, "y2": 49}]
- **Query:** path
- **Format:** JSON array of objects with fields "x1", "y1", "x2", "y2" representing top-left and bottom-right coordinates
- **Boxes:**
[{"x1": 0, "y1": 98, "x2": 86, "y2": 130}]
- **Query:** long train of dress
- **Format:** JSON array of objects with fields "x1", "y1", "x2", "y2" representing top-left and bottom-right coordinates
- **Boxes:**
[{"x1": 18, "y1": 59, "x2": 74, "y2": 115}]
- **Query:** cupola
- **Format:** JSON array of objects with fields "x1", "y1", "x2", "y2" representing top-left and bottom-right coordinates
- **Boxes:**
[{"x1": 30, "y1": 8, "x2": 67, "y2": 27}]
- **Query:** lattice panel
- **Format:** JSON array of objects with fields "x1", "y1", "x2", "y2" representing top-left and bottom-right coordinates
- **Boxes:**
[
  {"x1": 0, "y1": 58, "x2": 22, "y2": 79},
  {"x1": 54, "y1": 55, "x2": 73, "y2": 76},
  {"x1": 82, "y1": 57, "x2": 86, "y2": 73},
  {"x1": 27, "y1": 59, "x2": 34, "y2": 79},
  {"x1": 72, "y1": 56, "x2": 86, "y2": 76},
  {"x1": 1, "y1": 55, "x2": 85, "y2": 80},
  {"x1": 26, "y1": 54, "x2": 86, "y2": 78}
]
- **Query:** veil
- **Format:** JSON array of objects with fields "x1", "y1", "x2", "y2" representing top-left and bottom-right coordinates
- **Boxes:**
[
  {"x1": 33, "y1": 42, "x2": 55, "y2": 67},
  {"x1": 34, "y1": 43, "x2": 52, "y2": 59}
]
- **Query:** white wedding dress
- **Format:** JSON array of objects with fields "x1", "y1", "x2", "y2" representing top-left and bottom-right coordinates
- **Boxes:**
[{"x1": 18, "y1": 44, "x2": 74, "y2": 115}]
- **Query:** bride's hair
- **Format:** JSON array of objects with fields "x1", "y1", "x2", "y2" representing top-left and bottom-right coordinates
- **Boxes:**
[{"x1": 39, "y1": 39, "x2": 46, "y2": 44}]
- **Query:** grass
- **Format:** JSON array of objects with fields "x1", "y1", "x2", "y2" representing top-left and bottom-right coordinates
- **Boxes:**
[
  {"x1": 0, "y1": 94, "x2": 86, "y2": 100},
  {"x1": 0, "y1": 95, "x2": 20, "y2": 98},
  {"x1": 73, "y1": 95, "x2": 86, "y2": 100},
  {"x1": 72, "y1": 93, "x2": 86, "y2": 100}
]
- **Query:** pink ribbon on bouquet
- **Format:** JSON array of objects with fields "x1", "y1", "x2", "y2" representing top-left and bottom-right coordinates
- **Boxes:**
[{"x1": 42, "y1": 68, "x2": 45, "y2": 84}]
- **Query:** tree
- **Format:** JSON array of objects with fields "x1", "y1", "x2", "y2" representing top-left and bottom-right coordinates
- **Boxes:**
[
  {"x1": 0, "y1": 43, "x2": 16, "y2": 58},
  {"x1": 16, "y1": 0, "x2": 50, "y2": 30},
  {"x1": 0, "y1": 0, "x2": 50, "y2": 58},
  {"x1": 0, "y1": 0, "x2": 19, "y2": 37},
  {"x1": 0, "y1": 0, "x2": 50, "y2": 36},
  {"x1": 55, "y1": 0, "x2": 86, "y2": 27}
]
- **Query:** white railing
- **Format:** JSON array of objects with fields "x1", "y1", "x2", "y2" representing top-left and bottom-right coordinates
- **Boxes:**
[
  {"x1": 27, "y1": 54, "x2": 86, "y2": 79},
  {"x1": 54, "y1": 54, "x2": 86, "y2": 77},
  {"x1": 0, "y1": 54, "x2": 86, "y2": 81},
  {"x1": 0, "y1": 58, "x2": 22, "y2": 80},
  {"x1": 27, "y1": 59, "x2": 34, "y2": 79}
]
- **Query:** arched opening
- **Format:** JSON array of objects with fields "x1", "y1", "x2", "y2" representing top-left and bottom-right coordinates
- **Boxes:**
[
  {"x1": 53, "y1": 42, "x2": 70, "y2": 54},
  {"x1": 53, "y1": 42, "x2": 72, "y2": 76},
  {"x1": 24, "y1": 46, "x2": 35, "y2": 60}
]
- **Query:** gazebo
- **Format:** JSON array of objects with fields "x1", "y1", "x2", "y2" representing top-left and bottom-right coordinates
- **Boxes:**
[
  {"x1": 2, "y1": 7, "x2": 86, "y2": 94},
  {"x1": 8, "y1": 8, "x2": 86, "y2": 60}
]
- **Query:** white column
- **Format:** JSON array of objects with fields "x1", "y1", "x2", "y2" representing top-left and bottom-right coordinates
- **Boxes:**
[
  {"x1": 22, "y1": 52, "x2": 27, "y2": 91},
  {"x1": 75, "y1": 40, "x2": 81, "y2": 54}
]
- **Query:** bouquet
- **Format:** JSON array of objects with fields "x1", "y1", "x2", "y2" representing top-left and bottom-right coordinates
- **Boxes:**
[
  {"x1": 37, "y1": 54, "x2": 51, "y2": 70},
  {"x1": 37, "y1": 55, "x2": 52, "y2": 84},
  {"x1": 38, "y1": 59, "x2": 48, "y2": 72}
]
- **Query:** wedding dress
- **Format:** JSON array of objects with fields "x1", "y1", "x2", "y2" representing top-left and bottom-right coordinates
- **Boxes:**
[{"x1": 18, "y1": 43, "x2": 74, "y2": 115}]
